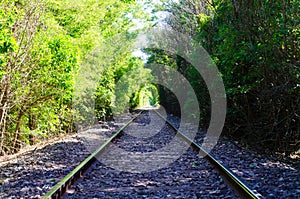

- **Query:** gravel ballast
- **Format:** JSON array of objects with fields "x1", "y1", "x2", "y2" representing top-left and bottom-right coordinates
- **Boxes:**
[{"x1": 0, "y1": 110, "x2": 298, "y2": 198}]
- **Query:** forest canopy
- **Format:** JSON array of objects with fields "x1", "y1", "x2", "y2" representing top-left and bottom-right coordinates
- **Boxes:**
[
  {"x1": 157, "y1": 0, "x2": 299, "y2": 155},
  {"x1": 0, "y1": 0, "x2": 146, "y2": 154},
  {"x1": 0, "y1": 0, "x2": 299, "y2": 156}
]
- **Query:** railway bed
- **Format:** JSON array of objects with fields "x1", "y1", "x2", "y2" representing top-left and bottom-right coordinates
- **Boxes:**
[
  {"x1": 44, "y1": 110, "x2": 259, "y2": 198},
  {"x1": 64, "y1": 111, "x2": 238, "y2": 198},
  {"x1": 0, "y1": 110, "x2": 298, "y2": 198}
]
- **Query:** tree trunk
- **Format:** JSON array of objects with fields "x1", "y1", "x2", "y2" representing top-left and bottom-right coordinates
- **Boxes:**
[{"x1": 12, "y1": 111, "x2": 25, "y2": 151}]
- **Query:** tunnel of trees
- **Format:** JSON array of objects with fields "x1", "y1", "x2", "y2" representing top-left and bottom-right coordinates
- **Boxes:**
[{"x1": 0, "y1": 0, "x2": 299, "y2": 157}]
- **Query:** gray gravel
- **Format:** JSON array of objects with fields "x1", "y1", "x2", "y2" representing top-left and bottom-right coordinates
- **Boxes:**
[
  {"x1": 0, "y1": 139, "x2": 89, "y2": 198},
  {"x1": 67, "y1": 111, "x2": 237, "y2": 198},
  {"x1": 210, "y1": 139, "x2": 299, "y2": 199},
  {"x1": 0, "y1": 110, "x2": 298, "y2": 198}
]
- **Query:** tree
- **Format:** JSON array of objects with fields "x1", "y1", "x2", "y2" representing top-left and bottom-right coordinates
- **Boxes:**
[
  {"x1": 0, "y1": 0, "x2": 138, "y2": 155},
  {"x1": 158, "y1": 0, "x2": 299, "y2": 155}
]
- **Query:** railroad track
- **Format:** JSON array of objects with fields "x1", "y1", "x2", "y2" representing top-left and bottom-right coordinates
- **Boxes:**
[{"x1": 43, "y1": 110, "x2": 261, "y2": 199}]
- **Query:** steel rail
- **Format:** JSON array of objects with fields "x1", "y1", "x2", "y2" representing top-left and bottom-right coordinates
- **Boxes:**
[
  {"x1": 153, "y1": 110, "x2": 261, "y2": 199},
  {"x1": 43, "y1": 111, "x2": 143, "y2": 199}
]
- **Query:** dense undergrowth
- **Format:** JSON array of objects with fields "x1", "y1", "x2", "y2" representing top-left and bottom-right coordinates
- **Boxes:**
[
  {"x1": 154, "y1": 0, "x2": 299, "y2": 156},
  {"x1": 0, "y1": 0, "x2": 299, "y2": 156},
  {"x1": 0, "y1": 0, "x2": 149, "y2": 155}
]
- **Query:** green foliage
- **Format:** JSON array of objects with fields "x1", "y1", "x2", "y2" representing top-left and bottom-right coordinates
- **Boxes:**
[
  {"x1": 0, "y1": 0, "x2": 138, "y2": 155},
  {"x1": 163, "y1": 0, "x2": 299, "y2": 155},
  {"x1": 0, "y1": 2, "x2": 17, "y2": 79},
  {"x1": 94, "y1": 57, "x2": 155, "y2": 119},
  {"x1": 138, "y1": 84, "x2": 159, "y2": 106}
]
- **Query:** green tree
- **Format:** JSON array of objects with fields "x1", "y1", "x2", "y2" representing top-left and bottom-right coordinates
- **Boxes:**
[
  {"x1": 160, "y1": 0, "x2": 300, "y2": 155},
  {"x1": 0, "y1": 0, "x2": 138, "y2": 155}
]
